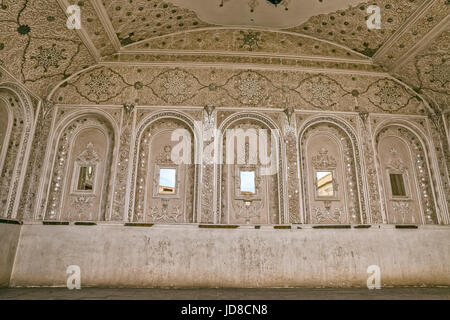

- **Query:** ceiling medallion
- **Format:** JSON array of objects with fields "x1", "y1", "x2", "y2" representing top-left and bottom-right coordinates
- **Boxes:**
[{"x1": 220, "y1": 0, "x2": 290, "y2": 12}]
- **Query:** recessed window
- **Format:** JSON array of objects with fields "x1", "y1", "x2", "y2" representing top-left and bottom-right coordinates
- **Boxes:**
[
  {"x1": 390, "y1": 173, "x2": 406, "y2": 197},
  {"x1": 240, "y1": 171, "x2": 256, "y2": 195},
  {"x1": 77, "y1": 166, "x2": 95, "y2": 191},
  {"x1": 159, "y1": 168, "x2": 176, "y2": 194},
  {"x1": 316, "y1": 171, "x2": 334, "y2": 197}
]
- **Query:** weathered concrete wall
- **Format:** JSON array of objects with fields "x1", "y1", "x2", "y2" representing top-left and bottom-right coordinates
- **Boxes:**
[
  {"x1": 9, "y1": 224, "x2": 450, "y2": 288},
  {"x1": 0, "y1": 222, "x2": 21, "y2": 287}
]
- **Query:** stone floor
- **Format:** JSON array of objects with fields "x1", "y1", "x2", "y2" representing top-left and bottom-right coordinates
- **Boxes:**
[{"x1": 0, "y1": 287, "x2": 449, "y2": 300}]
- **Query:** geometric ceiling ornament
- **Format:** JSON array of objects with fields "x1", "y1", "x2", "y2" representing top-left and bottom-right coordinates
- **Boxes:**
[
  {"x1": 296, "y1": 75, "x2": 347, "y2": 110},
  {"x1": 363, "y1": 79, "x2": 414, "y2": 113},
  {"x1": 149, "y1": 69, "x2": 202, "y2": 104},
  {"x1": 416, "y1": 54, "x2": 450, "y2": 93},
  {"x1": 221, "y1": 70, "x2": 274, "y2": 106},
  {"x1": 74, "y1": 68, "x2": 130, "y2": 104}
]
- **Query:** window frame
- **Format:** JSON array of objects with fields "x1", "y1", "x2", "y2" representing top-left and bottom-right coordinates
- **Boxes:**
[
  {"x1": 387, "y1": 169, "x2": 411, "y2": 200},
  {"x1": 153, "y1": 164, "x2": 180, "y2": 199},
  {"x1": 158, "y1": 167, "x2": 177, "y2": 195},
  {"x1": 239, "y1": 170, "x2": 256, "y2": 195},
  {"x1": 234, "y1": 165, "x2": 261, "y2": 201},
  {"x1": 71, "y1": 162, "x2": 99, "y2": 195},
  {"x1": 313, "y1": 168, "x2": 339, "y2": 201}
]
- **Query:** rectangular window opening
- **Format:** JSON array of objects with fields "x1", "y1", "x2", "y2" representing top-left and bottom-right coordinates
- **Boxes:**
[
  {"x1": 240, "y1": 171, "x2": 256, "y2": 195},
  {"x1": 77, "y1": 166, "x2": 95, "y2": 191},
  {"x1": 317, "y1": 171, "x2": 334, "y2": 197},
  {"x1": 390, "y1": 173, "x2": 406, "y2": 197},
  {"x1": 159, "y1": 168, "x2": 176, "y2": 195}
]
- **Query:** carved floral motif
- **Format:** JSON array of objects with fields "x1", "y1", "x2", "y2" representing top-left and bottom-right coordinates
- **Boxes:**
[
  {"x1": 312, "y1": 203, "x2": 344, "y2": 224},
  {"x1": 312, "y1": 148, "x2": 337, "y2": 169},
  {"x1": 237, "y1": 31, "x2": 264, "y2": 51},
  {"x1": 76, "y1": 143, "x2": 100, "y2": 166},
  {"x1": 235, "y1": 200, "x2": 262, "y2": 224},
  {"x1": 31, "y1": 44, "x2": 67, "y2": 73},
  {"x1": 53, "y1": 66, "x2": 425, "y2": 115},
  {"x1": 298, "y1": 75, "x2": 344, "y2": 109},
  {"x1": 364, "y1": 79, "x2": 414, "y2": 113},
  {"x1": 69, "y1": 196, "x2": 93, "y2": 221},
  {"x1": 391, "y1": 200, "x2": 413, "y2": 224},
  {"x1": 149, "y1": 199, "x2": 182, "y2": 223},
  {"x1": 150, "y1": 69, "x2": 200, "y2": 104},
  {"x1": 228, "y1": 71, "x2": 271, "y2": 106},
  {"x1": 387, "y1": 147, "x2": 407, "y2": 172}
]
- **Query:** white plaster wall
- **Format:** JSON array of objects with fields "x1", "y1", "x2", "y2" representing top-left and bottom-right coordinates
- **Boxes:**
[
  {"x1": 10, "y1": 224, "x2": 450, "y2": 288},
  {"x1": 0, "y1": 223, "x2": 21, "y2": 287}
]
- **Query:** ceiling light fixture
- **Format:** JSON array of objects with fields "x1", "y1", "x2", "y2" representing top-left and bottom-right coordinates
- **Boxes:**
[
  {"x1": 267, "y1": 0, "x2": 283, "y2": 5},
  {"x1": 219, "y1": 0, "x2": 290, "y2": 13}
]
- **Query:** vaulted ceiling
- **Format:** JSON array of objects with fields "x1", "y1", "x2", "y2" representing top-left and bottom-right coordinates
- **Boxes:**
[{"x1": 0, "y1": 0, "x2": 448, "y2": 112}]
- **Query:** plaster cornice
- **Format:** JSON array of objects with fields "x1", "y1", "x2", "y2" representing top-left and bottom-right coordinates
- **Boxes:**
[
  {"x1": 91, "y1": 0, "x2": 121, "y2": 53},
  {"x1": 97, "y1": 60, "x2": 388, "y2": 77}
]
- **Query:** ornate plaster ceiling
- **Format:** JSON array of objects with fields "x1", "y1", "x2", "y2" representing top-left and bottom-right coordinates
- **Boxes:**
[
  {"x1": 103, "y1": 0, "x2": 211, "y2": 46},
  {"x1": 0, "y1": 0, "x2": 95, "y2": 95},
  {"x1": 104, "y1": 0, "x2": 432, "y2": 53},
  {"x1": 291, "y1": 0, "x2": 429, "y2": 56},
  {"x1": 159, "y1": 0, "x2": 364, "y2": 28},
  {"x1": 393, "y1": 30, "x2": 450, "y2": 111},
  {"x1": 0, "y1": 0, "x2": 448, "y2": 113}
]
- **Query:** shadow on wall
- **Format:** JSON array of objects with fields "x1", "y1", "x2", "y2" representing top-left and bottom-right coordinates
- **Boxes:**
[{"x1": 0, "y1": 220, "x2": 21, "y2": 287}]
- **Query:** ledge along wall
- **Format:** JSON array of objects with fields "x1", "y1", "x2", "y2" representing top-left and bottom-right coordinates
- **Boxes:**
[
  {"x1": 0, "y1": 221, "x2": 22, "y2": 287},
  {"x1": 8, "y1": 223, "x2": 450, "y2": 288}
]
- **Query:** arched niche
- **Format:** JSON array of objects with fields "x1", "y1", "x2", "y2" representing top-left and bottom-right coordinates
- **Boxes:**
[
  {"x1": 131, "y1": 113, "x2": 199, "y2": 223},
  {"x1": 0, "y1": 84, "x2": 34, "y2": 219},
  {"x1": 45, "y1": 114, "x2": 115, "y2": 221},
  {"x1": 299, "y1": 119, "x2": 364, "y2": 224},
  {"x1": 217, "y1": 113, "x2": 284, "y2": 225},
  {"x1": 0, "y1": 98, "x2": 12, "y2": 176},
  {"x1": 376, "y1": 125, "x2": 438, "y2": 224}
]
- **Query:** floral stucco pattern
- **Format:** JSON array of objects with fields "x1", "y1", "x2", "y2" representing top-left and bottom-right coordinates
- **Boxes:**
[
  {"x1": 0, "y1": 0, "x2": 96, "y2": 96},
  {"x1": 52, "y1": 66, "x2": 426, "y2": 115}
]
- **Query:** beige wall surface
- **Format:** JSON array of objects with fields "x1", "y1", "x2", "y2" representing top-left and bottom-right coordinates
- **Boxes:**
[
  {"x1": 9, "y1": 224, "x2": 450, "y2": 288},
  {"x1": 0, "y1": 223, "x2": 21, "y2": 287}
]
